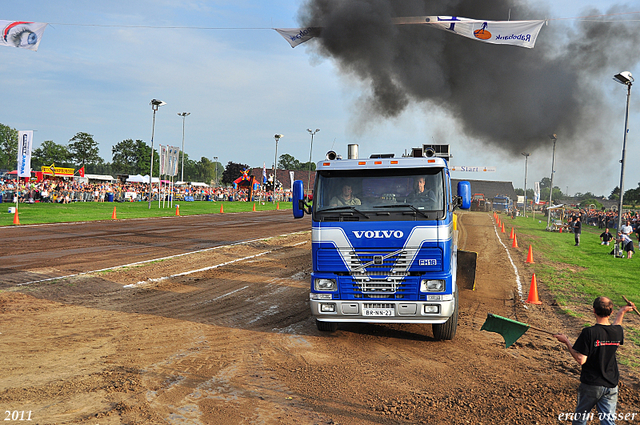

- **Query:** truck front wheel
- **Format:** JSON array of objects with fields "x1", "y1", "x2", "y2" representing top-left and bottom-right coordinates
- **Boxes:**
[
  {"x1": 432, "y1": 292, "x2": 458, "y2": 341},
  {"x1": 316, "y1": 319, "x2": 338, "y2": 332}
]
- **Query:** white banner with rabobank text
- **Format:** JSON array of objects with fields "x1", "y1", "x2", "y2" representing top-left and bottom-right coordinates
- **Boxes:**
[
  {"x1": 17, "y1": 130, "x2": 33, "y2": 177},
  {"x1": 392, "y1": 16, "x2": 545, "y2": 49},
  {"x1": 276, "y1": 16, "x2": 544, "y2": 49}
]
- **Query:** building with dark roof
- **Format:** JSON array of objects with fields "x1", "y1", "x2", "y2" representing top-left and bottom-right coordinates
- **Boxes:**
[{"x1": 452, "y1": 179, "x2": 517, "y2": 201}]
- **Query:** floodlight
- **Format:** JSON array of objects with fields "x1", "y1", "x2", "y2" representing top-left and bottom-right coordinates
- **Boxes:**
[{"x1": 613, "y1": 71, "x2": 634, "y2": 85}]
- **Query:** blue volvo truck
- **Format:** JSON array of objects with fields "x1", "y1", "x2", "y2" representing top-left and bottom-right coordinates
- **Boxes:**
[{"x1": 292, "y1": 145, "x2": 474, "y2": 340}]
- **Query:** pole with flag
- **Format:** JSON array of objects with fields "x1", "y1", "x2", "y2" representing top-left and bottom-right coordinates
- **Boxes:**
[{"x1": 480, "y1": 313, "x2": 555, "y2": 348}]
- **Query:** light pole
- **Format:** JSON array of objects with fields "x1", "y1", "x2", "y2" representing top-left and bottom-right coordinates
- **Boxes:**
[
  {"x1": 177, "y1": 112, "x2": 190, "y2": 183},
  {"x1": 521, "y1": 152, "x2": 529, "y2": 216},
  {"x1": 613, "y1": 71, "x2": 633, "y2": 255},
  {"x1": 546, "y1": 134, "x2": 557, "y2": 230},
  {"x1": 273, "y1": 134, "x2": 283, "y2": 203},
  {"x1": 213, "y1": 156, "x2": 218, "y2": 187},
  {"x1": 148, "y1": 99, "x2": 166, "y2": 209},
  {"x1": 306, "y1": 128, "x2": 319, "y2": 198}
]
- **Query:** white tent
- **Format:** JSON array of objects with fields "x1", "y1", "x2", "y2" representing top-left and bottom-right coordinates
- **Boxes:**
[
  {"x1": 126, "y1": 174, "x2": 159, "y2": 184},
  {"x1": 84, "y1": 174, "x2": 116, "y2": 182}
]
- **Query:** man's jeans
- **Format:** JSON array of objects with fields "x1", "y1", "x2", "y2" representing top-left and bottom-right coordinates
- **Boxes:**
[{"x1": 573, "y1": 383, "x2": 618, "y2": 425}]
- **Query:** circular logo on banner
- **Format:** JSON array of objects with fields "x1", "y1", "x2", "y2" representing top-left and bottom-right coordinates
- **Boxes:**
[{"x1": 474, "y1": 22, "x2": 492, "y2": 40}]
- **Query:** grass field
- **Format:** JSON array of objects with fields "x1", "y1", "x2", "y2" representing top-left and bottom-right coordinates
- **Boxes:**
[
  {"x1": 0, "y1": 200, "x2": 291, "y2": 226},
  {"x1": 500, "y1": 212, "x2": 640, "y2": 366}
]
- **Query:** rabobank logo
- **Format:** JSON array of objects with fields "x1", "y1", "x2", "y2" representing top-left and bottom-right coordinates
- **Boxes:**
[
  {"x1": 352, "y1": 230, "x2": 404, "y2": 239},
  {"x1": 473, "y1": 22, "x2": 491, "y2": 40}
]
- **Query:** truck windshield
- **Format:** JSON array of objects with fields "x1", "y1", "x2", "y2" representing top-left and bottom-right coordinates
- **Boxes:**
[{"x1": 314, "y1": 168, "x2": 446, "y2": 221}]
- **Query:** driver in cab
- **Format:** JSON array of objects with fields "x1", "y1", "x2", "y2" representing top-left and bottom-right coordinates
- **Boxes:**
[
  {"x1": 406, "y1": 176, "x2": 437, "y2": 205},
  {"x1": 329, "y1": 184, "x2": 361, "y2": 207}
]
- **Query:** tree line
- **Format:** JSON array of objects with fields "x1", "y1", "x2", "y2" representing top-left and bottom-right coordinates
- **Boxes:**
[
  {"x1": 4, "y1": 122, "x2": 635, "y2": 199},
  {"x1": 0, "y1": 123, "x2": 313, "y2": 186}
]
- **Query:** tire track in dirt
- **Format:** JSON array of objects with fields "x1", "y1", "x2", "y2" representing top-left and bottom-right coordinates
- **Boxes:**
[{"x1": 2, "y1": 212, "x2": 639, "y2": 424}]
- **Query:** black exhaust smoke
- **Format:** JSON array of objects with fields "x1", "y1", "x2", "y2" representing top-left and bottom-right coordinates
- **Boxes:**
[{"x1": 297, "y1": 0, "x2": 640, "y2": 157}]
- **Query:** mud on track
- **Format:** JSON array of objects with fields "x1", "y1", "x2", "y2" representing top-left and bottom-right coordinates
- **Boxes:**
[{"x1": 0, "y1": 211, "x2": 638, "y2": 424}]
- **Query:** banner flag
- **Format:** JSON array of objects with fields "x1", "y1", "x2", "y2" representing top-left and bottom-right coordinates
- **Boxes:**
[
  {"x1": 275, "y1": 27, "x2": 321, "y2": 48},
  {"x1": 159, "y1": 145, "x2": 167, "y2": 176},
  {"x1": 276, "y1": 16, "x2": 544, "y2": 49},
  {"x1": 170, "y1": 146, "x2": 180, "y2": 176},
  {"x1": 78, "y1": 166, "x2": 85, "y2": 177},
  {"x1": 17, "y1": 130, "x2": 33, "y2": 177},
  {"x1": 262, "y1": 162, "x2": 267, "y2": 184},
  {"x1": 534, "y1": 181, "x2": 541, "y2": 204},
  {"x1": 1, "y1": 21, "x2": 47, "y2": 51},
  {"x1": 392, "y1": 16, "x2": 544, "y2": 49},
  {"x1": 290, "y1": 171, "x2": 295, "y2": 192}
]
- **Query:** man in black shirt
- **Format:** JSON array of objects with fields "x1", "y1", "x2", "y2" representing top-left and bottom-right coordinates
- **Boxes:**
[
  {"x1": 554, "y1": 297, "x2": 635, "y2": 424},
  {"x1": 573, "y1": 216, "x2": 582, "y2": 246},
  {"x1": 600, "y1": 228, "x2": 614, "y2": 246}
]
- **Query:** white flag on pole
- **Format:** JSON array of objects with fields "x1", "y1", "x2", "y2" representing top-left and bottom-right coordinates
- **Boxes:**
[
  {"x1": 1, "y1": 21, "x2": 47, "y2": 51},
  {"x1": 17, "y1": 130, "x2": 33, "y2": 177},
  {"x1": 159, "y1": 145, "x2": 167, "y2": 176},
  {"x1": 167, "y1": 146, "x2": 180, "y2": 177},
  {"x1": 534, "y1": 181, "x2": 541, "y2": 204}
]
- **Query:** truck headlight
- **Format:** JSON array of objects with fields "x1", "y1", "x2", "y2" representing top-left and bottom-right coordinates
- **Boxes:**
[
  {"x1": 320, "y1": 303, "x2": 336, "y2": 312},
  {"x1": 314, "y1": 278, "x2": 337, "y2": 291},
  {"x1": 424, "y1": 305, "x2": 440, "y2": 314},
  {"x1": 420, "y1": 279, "x2": 445, "y2": 292}
]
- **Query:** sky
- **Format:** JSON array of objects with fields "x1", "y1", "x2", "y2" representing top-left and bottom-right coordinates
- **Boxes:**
[{"x1": 1, "y1": 0, "x2": 638, "y2": 197}]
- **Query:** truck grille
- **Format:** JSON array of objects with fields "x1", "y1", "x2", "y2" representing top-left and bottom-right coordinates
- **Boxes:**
[
  {"x1": 346, "y1": 249, "x2": 413, "y2": 275},
  {"x1": 339, "y1": 248, "x2": 416, "y2": 299}
]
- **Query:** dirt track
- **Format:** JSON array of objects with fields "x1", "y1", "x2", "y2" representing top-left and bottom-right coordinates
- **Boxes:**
[{"x1": 1, "y1": 211, "x2": 639, "y2": 424}]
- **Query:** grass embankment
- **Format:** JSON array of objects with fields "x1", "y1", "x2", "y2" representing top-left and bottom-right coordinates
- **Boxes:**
[
  {"x1": 501, "y1": 213, "x2": 640, "y2": 367},
  {"x1": 0, "y1": 200, "x2": 291, "y2": 226}
]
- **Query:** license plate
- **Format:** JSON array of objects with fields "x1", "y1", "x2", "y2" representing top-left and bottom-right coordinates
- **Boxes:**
[{"x1": 363, "y1": 308, "x2": 395, "y2": 317}]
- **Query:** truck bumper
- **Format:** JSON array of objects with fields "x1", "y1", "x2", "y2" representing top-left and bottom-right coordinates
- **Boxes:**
[{"x1": 310, "y1": 298, "x2": 456, "y2": 324}]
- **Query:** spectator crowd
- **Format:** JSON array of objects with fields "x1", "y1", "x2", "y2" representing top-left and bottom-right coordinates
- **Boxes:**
[{"x1": 0, "y1": 178, "x2": 291, "y2": 204}]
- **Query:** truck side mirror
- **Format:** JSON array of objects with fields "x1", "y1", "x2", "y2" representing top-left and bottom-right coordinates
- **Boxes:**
[
  {"x1": 457, "y1": 181, "x2": 471, "y2": 210},
  {"x1": 292, "y1": 180, "x2": 307, "y2": 218}
]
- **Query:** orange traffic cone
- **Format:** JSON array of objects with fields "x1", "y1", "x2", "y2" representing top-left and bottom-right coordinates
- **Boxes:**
[
  {"x1": 175, "y1": 205, "x2": 180, "y2": 216},
  {"x1": 220, "y1": 203, "x2": 224, "y2": 213},
  {"x1": 526, "y1": 245, "x2": 535, "y2": 263},
  {"x1": 111, "y1": 206, "x2": 117, "y2": 220},
  {"x1": 501, "y1": 223, "x2": 505, "y2": 233},
  {"x1": 12, "y1": 207, "x2": 20, "y2": 225},
  {"x1": 252, "y1": 203, "x2": 256, "y2": 211},
  {"x1": 276, "y1": 202, "x2": 280, "y2": 210},
  {"x1": 509, "y1": 227, "x2": 515, "y2": 240},
  {"x1": 526, "y1": 274, "x2": 542, "y2": 304},
  {"x1": 512, "y1": 233, "x2": 519, "y2": 248}
]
